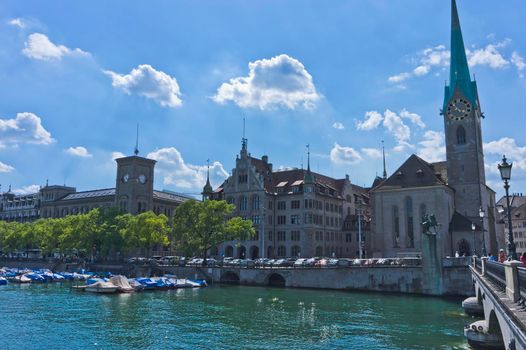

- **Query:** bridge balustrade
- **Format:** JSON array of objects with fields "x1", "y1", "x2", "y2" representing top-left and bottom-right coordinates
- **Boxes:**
[
  {"x1": 474, "y1": 257, "x2": 482, "y2": 272},
  {"x1": 517, "y1": 267, "x2": 526, "y2": 302},
  {"x1": 485, "y1": 261, "x2": 506, "y2": 289}
]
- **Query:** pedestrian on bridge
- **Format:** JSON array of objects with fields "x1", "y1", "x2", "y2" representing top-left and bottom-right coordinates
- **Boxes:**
[
  {"x1": 498, "y1": 249, "x2": 506, "y2": 263},
  {"x1": 520, "y1": 252, "x2": 526, "y2": 268}
]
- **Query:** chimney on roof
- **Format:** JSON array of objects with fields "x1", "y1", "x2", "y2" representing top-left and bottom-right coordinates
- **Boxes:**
[{"x1": 262, "y1": 155, "x2": 268, "y2": 163}]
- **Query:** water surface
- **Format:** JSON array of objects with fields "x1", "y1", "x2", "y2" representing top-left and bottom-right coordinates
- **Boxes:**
[{"x1": 0, "y1": 283, "x2": 472, "y2": 349}]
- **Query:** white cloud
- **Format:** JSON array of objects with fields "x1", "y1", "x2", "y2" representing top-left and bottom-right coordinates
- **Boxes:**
[
  {"x1": 467, "y1": 42, "x2": 509, "y2": 69},
  {"x1": 147, "y1": 147, "x2": 228, "y2": 190},
  {"x1": 417, "y1": 130, "x2": 446, "y2": 162},
  {"x1": 13, "y1": 184, "x2": 40, "y2": 195},
  {"x1": 111, "y1": 152, "x2": 126, "y2": 160},
  {"x1": 0, "y1": 161, "x2": 14, "y2": 173},
  {"x1": 213, "y1": 54, "x2": 321, "y2": 110},
  {"x1": 361, "y1": 148, "x2": 382, "y2": 159},
  {"x1": 511, "y1": 52, "x2": 525, "y2": 78},
  {"x1": 388, "y1": 40, "x2": 524, "y2": 83},
  {"x1": 22, "y1": 33, "x2": 89, "y2": 61},
  {"x1": 484, "y1": 137, "x2": 526, "y2": 170},
  {"x1": 8, "y1": 18, "x2": 27, "y2": 28},
  {"x1": 388, "y1": 72, "x2": 411, "y2": 83},
  {"x1": 104, "y1": 64, "x2": 183, "y2": 108},
  {"x1": 383, "y1": 109, "x2": 411, "y2": 145},
  {"x1": 0, "y1": 112, "x2": 54, "y2": 147},
  {"x1": 400, "y1": 109, "x2": 425, "y2": 128},
  {"x1": 332, "y1": 122, "x2": 345, "y2": 130},
  {"x1": 356, "y1": 110, "x2": 383, "y2": 130},
  {"x1": 66, "y1": 146, "x2": 92, "y2": 158},
  {"x1": 330, "y1": 143, "x2": 362, "y2": 165}
]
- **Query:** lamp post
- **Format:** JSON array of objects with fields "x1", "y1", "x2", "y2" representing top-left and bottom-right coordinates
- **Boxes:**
[
  {"x1": 498, "y1": 155, "x2": 517, "y2": 260},
  {"x1": 479, "y1": 207, "x2": 487, "y2": 256},
  {"x1": 471, "y1": 223, "x2": 476, "y2": 256}
]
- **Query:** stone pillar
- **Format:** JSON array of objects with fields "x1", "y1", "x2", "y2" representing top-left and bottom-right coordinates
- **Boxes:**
[
  {"x1": 421, "y1": 233, "x2": 443, "y2": 295},
  {"x1": 481, "y1": 257, "x2": 487, "y2": 276},
  {"x1": 504, "y1": 260, "x2": 521, "y2": 303}
]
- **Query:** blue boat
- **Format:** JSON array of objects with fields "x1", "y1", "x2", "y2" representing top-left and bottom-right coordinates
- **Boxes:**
[
  {"x1": 24, "y1": 273, "x2": 45, "y2": 283},
  {"x1": 136, "y1": 278, "x2": 157, "y2": 290},
  {"x1": 0, "y1": 277, "x2": 7, "y2": 285}
]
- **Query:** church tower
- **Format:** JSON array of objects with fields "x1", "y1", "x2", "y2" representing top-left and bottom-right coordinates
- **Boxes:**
[{"x1": 442, "y1": 0, "x2": 487, "y2": 220}]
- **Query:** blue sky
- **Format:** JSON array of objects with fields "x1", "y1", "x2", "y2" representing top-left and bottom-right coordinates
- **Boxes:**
[{"x1": 0, "y1": 0, "x2": 525, "y2": 198}]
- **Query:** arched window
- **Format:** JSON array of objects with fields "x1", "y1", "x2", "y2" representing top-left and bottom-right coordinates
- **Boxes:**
[
  {"x1": 405, "y1": 197, "x2": 414, "y2": 248},
  {"x1": 252, "y1": 195, "x2": 260, "y2": 210},
  {"x1": 393, "y1": 206, "x2": 400, "y2": 248},
  {"x1": 458, "y1": 239, "x2": 470, "y2": 256},
  {"x1": 239, "y1": 196, "x2": 247, "y2": 211},
  {"x1": 456, "y1": 126, "x2": 466, "y2": 145}
]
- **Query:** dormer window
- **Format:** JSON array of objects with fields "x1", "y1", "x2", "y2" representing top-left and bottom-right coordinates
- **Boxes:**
[{"x1": 416, "y1": 169, "x2": 424, "y2": 177}]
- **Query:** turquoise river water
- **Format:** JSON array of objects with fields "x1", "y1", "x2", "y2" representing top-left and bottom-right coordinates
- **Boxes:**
[{"x1": 0, "y1": 283, "x2": 473, "y2": 350}]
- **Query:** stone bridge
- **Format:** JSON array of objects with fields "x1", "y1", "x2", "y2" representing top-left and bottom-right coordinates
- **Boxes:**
[{"x1": 465, "y1": 257, "x2": 526, "y2": 349}]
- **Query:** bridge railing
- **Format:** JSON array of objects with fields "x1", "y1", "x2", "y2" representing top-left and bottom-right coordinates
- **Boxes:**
[
  {"x1": 485, "y1": 260, "x2": 507, "y2": 289},
  {"x1": 517, "y1": 267, "x2": 526, "y2": 302},
  {"x1": 473, "y1": 257, "x2": 482, "y2": 272}
]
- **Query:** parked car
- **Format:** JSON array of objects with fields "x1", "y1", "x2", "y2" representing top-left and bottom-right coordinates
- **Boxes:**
[
  {"x1": 294, "y1": 258, "x2": 306, "y2": 267},
  {"x1": 240, "y1": 259, "x2": 255, "y2": 268},
  {"x1": 337, "y1": 258, "x2": 352, "y2": 267},
  {"x1": 327, "y1": 259, "x2": 339, "y2": 267},
  {"x1": 304, "y1": 257, "x2": 318, "y2": 267}
]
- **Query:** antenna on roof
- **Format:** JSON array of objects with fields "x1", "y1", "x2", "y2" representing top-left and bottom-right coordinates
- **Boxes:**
[
  {"x1": 382, "y1": 140, "x2": 387, "y2": 179},
  {"x1": 134, "y1": 123, "x2": 139, "y2": 156}
]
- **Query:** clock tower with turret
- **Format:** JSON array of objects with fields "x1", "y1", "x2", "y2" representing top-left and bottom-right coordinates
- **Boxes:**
[{"x1": 442, "y1": 0, "x2": 488, "y2": 223}]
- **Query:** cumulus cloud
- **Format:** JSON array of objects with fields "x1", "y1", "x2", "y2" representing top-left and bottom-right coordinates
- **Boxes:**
[
  {"x1": 356, "y1": 111, "x2": 383, "y2": 130},
  {"x1": 66, "y1": 146, "x2": 92, "y2": 158},
  {"x1": 8, "y1": 18, "x2": 27, "y2": 28},
  {"x1": 399, "y1": 109, "x2": 425, "y2": 128},
  {"x1": 0, "y1": 112, "x2": 54, "y2": 148},
  {"x1": 388, "y1": 40, "x2": 524, "y2": 83},
  {"x1": 22, "y1": 33, "x2": 89, "y2": 61},
  {"x1": 361, "y1": 148, "x2": 382, "y2": 159},
  {"x1": 417, "y1": 130, "x2": 446, "y2": 162},
  {"x1": 467, "y1": 41, "x2": 509, "y2": 69},
  {"x1": 332, "y1": 122, "x2": 345, "y2": 130},
  {"x1": 330, "y1": 143, "x2": 362, "y2": 165},
  {"x1": 104, "y1": 64, "x2": 183, "y2": 108},
  {"x1": 511, "y1": 52, "x2": 526, "y2": 78},
  {"x1": 484, "y1": 137, "x2": 526, "y2": 170},
  {"x1": 213, "y1": 54, "x2": 321, "y2": 110},
  {"x1": 13, "y1": 184, "x2": 40, "y2": 195},
  {"x1": 0, "y1": 161, "x2": 14, "y2": 173},
  {"x1": 147, "y1": 147, "x2": 229, "y2": 191},
  {"x1": 356, "y1": 109, "x2": 425, "y2": 152},
  {"x1": 111, "y1": 151, "x2": 126, "y2": 160}
]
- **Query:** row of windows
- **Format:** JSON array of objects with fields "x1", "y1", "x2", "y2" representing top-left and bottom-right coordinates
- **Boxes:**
[
  {"x1": 314, "y1": 231, "x2": 346, "y2": 242},
  {"x1": 268, "y1": 230, "x2": 301, "y2": 242}
]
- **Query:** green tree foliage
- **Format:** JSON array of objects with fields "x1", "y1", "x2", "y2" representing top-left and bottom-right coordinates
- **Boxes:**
[{"x1": 173, "y1": 200, "x2": 255, "y2": 264}]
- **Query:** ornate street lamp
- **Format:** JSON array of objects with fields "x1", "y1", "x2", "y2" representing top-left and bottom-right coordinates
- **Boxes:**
[
  {"x1": 498, "y1": 155, "x2": 517, "y2": 260},
  {"x1": 479, "y1": 207, "x2": 487, "y2": 256}
]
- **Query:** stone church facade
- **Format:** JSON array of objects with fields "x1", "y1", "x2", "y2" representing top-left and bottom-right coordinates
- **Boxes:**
[{"x1": 370, "y1": 0, "x2": 498, "y2": 258}]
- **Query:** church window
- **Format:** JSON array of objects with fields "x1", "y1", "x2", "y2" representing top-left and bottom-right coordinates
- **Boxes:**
[
  {"x1": 419, "y1": 204, "x2": 427, "y2": 234},
  {"x1": 238, "y1": 173, "x2": 248, "y2": 184},
  {"x1": 239, "y1": 196, "x2": 248, "y2": 211},
  {"x1": 393, "y1": 206, "x2": 400, "y2": 248},
  {"x1": 252, "y1": 195, "x2": 260, "y2": 210},
  {"x1": 405, "y1": 197, "x2": 414, "y2": 248},
  {"x1": 456, "y1": 126, "x2": 466, "y2": 145}
]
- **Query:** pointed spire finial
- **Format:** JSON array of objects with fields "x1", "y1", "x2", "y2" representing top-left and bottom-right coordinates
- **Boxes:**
[
  {"x1": 382, "y1": 140, "x2": 387, "y2": 179},
  {"x1": 306, "y1": 144, "x2": 311, "y2": 172},
  {"x1": 46, "y1": 179, "x2": 49, "y2": 187},
  {"x1": 134, "y1": 123, "x2": 139, "y2": 156},
  {"x1": 241, "y1": 116, "x2": 247, "y2": 152},
  {"x1": 8, "y1": 184, "x2": 11, "y2": 193},
  {"x1": 206, "y1": 158, "x2": 211, "y2": 182}
]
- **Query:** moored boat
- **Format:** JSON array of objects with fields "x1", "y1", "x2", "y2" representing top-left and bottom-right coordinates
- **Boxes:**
[
  {"x1": 85, "y1": 281, "x2": 119, "y2": 294},
  {"x1": 0, "y1": 277, "x2": 7, "y2": 285}
]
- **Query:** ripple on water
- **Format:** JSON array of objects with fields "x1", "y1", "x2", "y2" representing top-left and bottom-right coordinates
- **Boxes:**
[{"x1": 0, "y1": 284, "x2": 469, "y2": 350}]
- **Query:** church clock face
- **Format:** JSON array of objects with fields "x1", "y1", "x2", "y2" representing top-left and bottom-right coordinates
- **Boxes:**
[{"x1": 446, "y1": 98, "x2": 471, "y2": 121}]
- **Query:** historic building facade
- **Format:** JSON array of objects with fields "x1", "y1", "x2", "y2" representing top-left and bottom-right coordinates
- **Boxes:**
[
  {"x1": 370, "y1": 0, "x2": 498, "y2": 258},
  {"x1": 0, "y1": 153, "x2": 189, "y2": 222},
  {"x1": 205, "y1": 138, "x2": 371, "y2": 259}
]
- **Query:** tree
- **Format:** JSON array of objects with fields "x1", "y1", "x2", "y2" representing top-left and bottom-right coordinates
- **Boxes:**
[
  {"x1": 122, "y1": 211, "x2": 170, "y2": 257},
  {"x1": 172, "y1": 200, "x2": 255, "y2": 266}
]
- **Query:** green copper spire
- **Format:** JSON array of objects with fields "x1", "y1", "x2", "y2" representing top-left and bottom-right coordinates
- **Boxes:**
[
  {"x1": 443, "y1": 0, "x2": 479, "y2": 111},
  {"x1": 304, "y1": 144, "x2": 315, "y2": 184}
]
